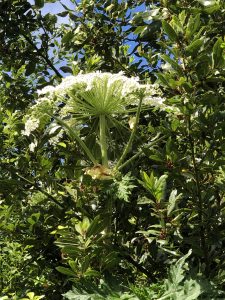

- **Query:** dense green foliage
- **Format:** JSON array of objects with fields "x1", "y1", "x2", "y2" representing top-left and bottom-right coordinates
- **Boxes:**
[{"x1": 0, "y1": 0, "x2": 225, "y2": 299}]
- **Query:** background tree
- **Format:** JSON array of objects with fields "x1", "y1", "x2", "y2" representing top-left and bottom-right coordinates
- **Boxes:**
[{"x1": 0, "y1": 0, "x2": 225, "y2": 299}]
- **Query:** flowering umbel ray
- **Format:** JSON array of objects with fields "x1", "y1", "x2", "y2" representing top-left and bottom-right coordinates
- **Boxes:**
[{"x1": 67, "y1": 77, "x2": 125, "y2": 117}]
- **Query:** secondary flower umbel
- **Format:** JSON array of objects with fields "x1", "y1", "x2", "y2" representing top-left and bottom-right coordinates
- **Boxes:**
[{"x1": 22, "y1": 117, "x2": 40, "y2": 136}]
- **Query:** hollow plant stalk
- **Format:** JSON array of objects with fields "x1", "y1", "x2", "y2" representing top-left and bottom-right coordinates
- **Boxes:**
[
  {"x1": 115, "y1": 92, "x2": 144, "y2": 170},
  {"x1": 117, "y1": 133, "x2": 165, "y2": 171},
  {"x1": 98, "y1": 114, "x2": 113, "y2": 234},
  {"x1": 99, "y1": 114, "x2": 109, "y2": 167}
]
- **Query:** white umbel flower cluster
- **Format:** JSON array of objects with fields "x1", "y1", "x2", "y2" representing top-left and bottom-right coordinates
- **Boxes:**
[
  {"x1": 37, "y1": 71, "x2": 166, "y2": 111},
  {"x1": 24, "y1": 72, "x2": 168, "y2": 138},
  {"x1": 22, "y1": 117, "x2": 40, "y2": 136},
  {"x1": 37, "y1": 72, "x2": 150, "y2": 96},
  {"x1": 38, "y1": 72, "x2": 143, "y2": 97}
]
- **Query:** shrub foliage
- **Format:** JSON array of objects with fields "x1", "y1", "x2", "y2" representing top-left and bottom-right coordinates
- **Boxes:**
[{"x1": 0, "y1": 0, "x2": 225, "y2": 299}]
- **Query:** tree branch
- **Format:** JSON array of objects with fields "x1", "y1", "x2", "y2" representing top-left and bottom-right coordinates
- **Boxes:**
[{"x1": 21, "y1": 33, "x2": 63, "y2": 78}]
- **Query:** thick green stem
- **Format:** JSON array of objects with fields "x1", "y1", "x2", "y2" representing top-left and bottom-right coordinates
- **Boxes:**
[
  {"x1": 115, "y1": 93, "x2": 144, "y2": 170},
  {"x1": 49, "y1": 114, "x2": 98, "y2": 165},
  {"x1": 99, "y1": 114, "x2": 108, "y2": 167}
]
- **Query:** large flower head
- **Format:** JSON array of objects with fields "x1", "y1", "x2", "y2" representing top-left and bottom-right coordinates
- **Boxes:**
[
  {"x1": 38, "y1": 71, "x2": 165, "y2": 118},
  {"x1": 23, "y1": 72, "x2": 166, "y2": 138}
]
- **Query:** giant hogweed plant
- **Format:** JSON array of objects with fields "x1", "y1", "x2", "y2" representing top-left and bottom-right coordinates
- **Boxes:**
[{"x1": 21, "y1": 71, "x2": 176, "y2": 282}]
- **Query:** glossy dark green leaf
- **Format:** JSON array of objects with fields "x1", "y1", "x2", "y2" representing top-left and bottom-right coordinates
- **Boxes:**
[
  {"x1": 186, "y1": 39, "x2": 204, "y2": 55},
  {"x1": 186, "y1": 13, "x2": 201, "y2": 39},
  {"x1": 162, "y1": 20, "x2": 178, "y2": 42},
  {"x1": 35, "y1": 0, "x2": 44, "y2": 8},
  {"x1": 56, "y1": 266, "x2": 76, "y2": 277},
  {"x1": 57, "y1": 11, "x2": 69, "y2": 17},
  {"x1": 212, "y1": 38, "x2": 224, "y2": 68},
  {"x1": 86, "y1": 214, "x2": 109, "y2": 238},
  {"x1": 83, "y1": 269, "x2": 101, "y2": 277},
  {"x1": 60, "y1": 66, "x2": 73, "y2": 74}
]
